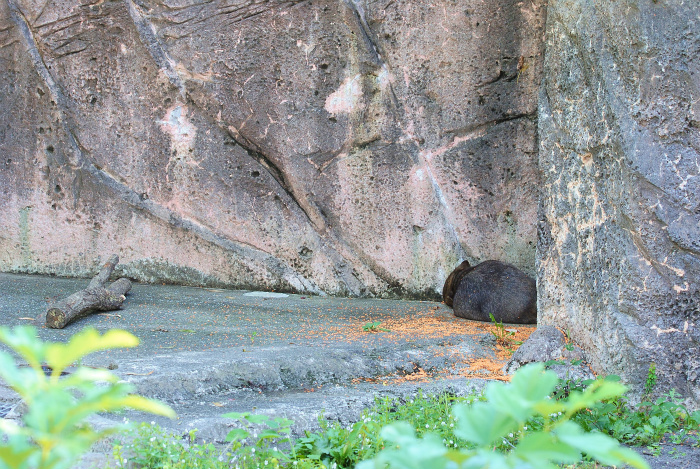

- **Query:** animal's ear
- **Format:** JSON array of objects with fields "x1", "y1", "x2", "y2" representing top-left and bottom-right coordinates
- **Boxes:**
[{"x1": 459, "y1": 260, "x2": 471, "y2": 268}]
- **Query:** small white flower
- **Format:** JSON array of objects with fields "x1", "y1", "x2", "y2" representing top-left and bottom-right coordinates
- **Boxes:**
[
  {"x1": 508, "y1": 433, "x2": 513, "y2": 438},
  {"x1": 523, "y1": 426, "x2": 528, "y2": 430},
  {"x1": 265, "y1": 460, "x2": 268, "y2": 466},
  {"x1": 151, "y1": 421, "x2": 156, "y2": 425},
  {"x1": 425, "y1": 424, "x2": 430, "y2": 428},
  {"x1": 251, "y1": 448, "x2": 256, "y2": 453}
]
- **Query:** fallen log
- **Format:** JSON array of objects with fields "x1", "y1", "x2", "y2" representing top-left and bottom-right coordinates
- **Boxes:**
[{"x1": 38, "y1": 255, "x2": 132, "y2": 329}]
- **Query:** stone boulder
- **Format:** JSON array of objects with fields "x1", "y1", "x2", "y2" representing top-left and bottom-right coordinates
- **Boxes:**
[
  {"x1": 538, "y1": 0, "x2": 700, "y2": 406},
  {"x1": 0, "y1": 0, "x2": 546, "y2": 298},
  {"x1": 505, "y1": 325, "x2": 593, "y2": 382}
]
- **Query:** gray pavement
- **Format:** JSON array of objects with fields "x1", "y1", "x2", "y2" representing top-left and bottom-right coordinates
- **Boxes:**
[
  {"x1": 0, "y1": 273, "x2": 504, "y2": 433},
  {"x1": 1, "y1": 272, "x2": 490, "y2": 360}
]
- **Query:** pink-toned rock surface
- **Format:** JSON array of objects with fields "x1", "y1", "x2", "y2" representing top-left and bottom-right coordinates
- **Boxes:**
[{"x1": 0, "y1": 0, "x2": 545, "y2": 297}]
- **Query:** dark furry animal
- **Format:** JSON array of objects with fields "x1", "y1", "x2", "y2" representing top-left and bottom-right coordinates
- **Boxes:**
[
  {"x1": 442, "y1": 260, "x2": 537, "y2": 324},
  {"x1": 442, "y1": 260, "x2": 472, "y2": 307}
]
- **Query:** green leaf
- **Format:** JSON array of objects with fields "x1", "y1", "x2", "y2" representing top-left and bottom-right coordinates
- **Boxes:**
[
  {"x1": 0, "y1": 326, "x2": 46, "y2": 368},
  {"x1": 225, "y1": 428, "x2": 250, "y2": 442},
  {"x1": 356, "y1": 459, "x2": 381, "y2": 469},
  {"x1": 245, "y1": 414, "x2": 273, "y2": 424},
  {"x1": 509, "y1": 364, "x2": 559, "y2": 402},
  {"x1": 532, "y1": 399, "x2": 566, "y2": 418},
  {"x1": 370, "y1": 434, "x2": 448, "y2": 469},
  {"x1": 60, "y1": 367, "x2": 119, "y2": 387},
  {"x1": 452, "y1": 401, "x2": 518, "y2": 446},
  {"x1": 116, "y1": 395, "x2": 176, "y2": 418},
  {"x1": 268, "y1": 417, "x2": 294, "y2": 430},
  {"x1": 258, "y1": 429, "x2": 283, "y2": 440},
  {"x1": 0, "y1": 326, "x2": 175, "y2": 469},
  {"x1": 512, "y1": 431, "x2": 580, "y2": 463},
  {"x1": 379, "y1": 422, "x2": 418, "y2": 446},
  {"x1": 222, "y1": 411, "x2": 247, "y2": 421},
  {"x1": 45, "y1": 328, "x2": 139, "y2": 372},
  {"x1": 0, "y1": 443, "x2": 36, "y2": 469},
  {"x1": 563, "y1": 379, "x2": 627, "y2": 415},
  {"x1": 485, "y1": 367, "x2": 558, "y2": 422},
  {"x1": 0, "y1": 353, "x2": 42, "y2": 395},
  {"x1": 460, "y1": 449, "x2": 511, "y2": 469},
  {"x1": 555, "y1": 421, "x2": 650, "y2": 469}
]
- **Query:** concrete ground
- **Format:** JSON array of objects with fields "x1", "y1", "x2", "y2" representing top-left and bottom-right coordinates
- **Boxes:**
[
  {"x1": 1, "y1": 272, "x2": 692, "y2": 469},
  {"x1": 0, "y1": 273, "x2": 527, "y2": 445}
]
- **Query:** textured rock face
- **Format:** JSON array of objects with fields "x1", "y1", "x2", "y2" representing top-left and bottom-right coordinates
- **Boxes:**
[
  {"x1": 538, "y1": 0, "x2": 700, "y2": 405},
  {"x1": 0, "y1": 0, "x2": 545, "y2": 297},
  {"x1": 504, "y1": 325, "x2": 592, "y2": 381}
]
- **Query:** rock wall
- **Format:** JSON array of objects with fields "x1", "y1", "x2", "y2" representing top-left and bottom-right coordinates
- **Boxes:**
[
  {"x1": 0, "y1": 0, "x2": 546, "y2": 298},
  {"x1": 538, "y1": 0, "x2": 700, "y2": 405}
]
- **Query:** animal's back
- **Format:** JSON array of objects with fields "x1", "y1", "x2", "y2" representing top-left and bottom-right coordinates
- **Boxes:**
[{"x1": 451, "y1": 260, "x2": 536, "y2": 324}]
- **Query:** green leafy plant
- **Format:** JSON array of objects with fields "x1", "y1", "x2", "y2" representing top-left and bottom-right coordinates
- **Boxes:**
[
  {"x1": 102, "y1": 365, "x2": 697, "y2": 469},
  {"x1": 644, "y1": 362, "x2": 657, "y2": 398},
  {"x1": 223, "y1": 412, "x2": 295, "y2": 467},
  {"x1": 357, "y1": 363, "x2": 650, "y2": 469},
  {"x1": 295, "y1": 415, "x2": 378, "y2": 467},
  {"x1": 0, "y1": 326, "x2": 175, "y2": 469},
  {"x1": 295, "y1": 391, "x2": 477, "y2": 469},
  {"x1": 111, "y1": 424, "x2": 228, "y2": 469},
  {"x1": 362, "y1": 322, "x2": 390, "y2": 333},
  {"x1": 488, "y1": 313, "x2": 520, "y2": 349},
  {"x1": 573, "y1": 386, "x2": 700, "y2": 448}
]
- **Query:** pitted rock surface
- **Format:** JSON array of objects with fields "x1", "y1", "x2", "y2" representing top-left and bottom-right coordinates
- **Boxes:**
[
  {"x1": 0, "y1": 0, "x2": 545, "y2": 299},
  {"x1": 504, "y1": 325, "x2": 592, "y2": 381},
  {"x1": 538, "y1": 0, "x2": 700, "y2": 406}
]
